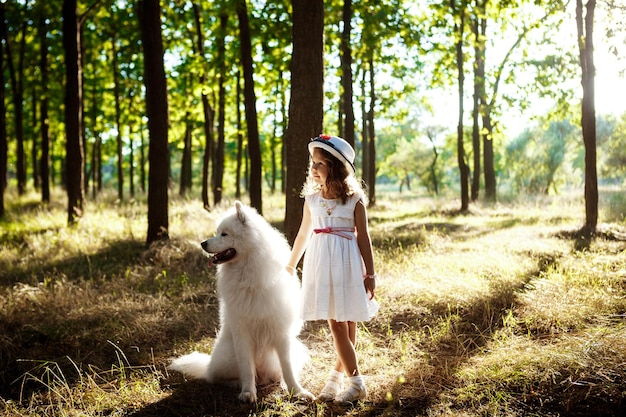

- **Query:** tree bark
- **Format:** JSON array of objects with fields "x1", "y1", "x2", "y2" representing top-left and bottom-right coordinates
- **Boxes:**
[
  {"x1": 39, "y1": 16, "x2": 51, "y2": 204},
  {"x1": 237, "y1": 0, "x2": 262, "y2": 213},
  {"x1": 453, "y1": 0, "x2": 470, "y2": 212},
  {"x1": 139, "y1": 0, "x2": 170, "y2": 244},
  {"x1": 470, "y1": 7, "x2": 483, "y2": 201},
  {"x1": 192, "y1": 3, "x2": 214, "y2": 211},
  {"x1": 284, "y1": 0, "x2": 324, "y2": 244},
  {"x1": 0, "y1": 5, "x2": 7, "y2": 217},
  {"x1": 180, "y1": 112, "x2": 192, "y2": 197},
  {"x1": 3, "y1": 9, "x2": 27, "y2": 195},
  {"x1": 366, "y1": 54, "x2": 376, "y2": 206},
  {"x1": 112, "y1": 34, "x2": 124, "y2": 201},
  {"x1": 214, "y1": 12, "x2": 227, "y2": 205},
  {"x1": 63, "y1": 0, "x2": 85, "y2": 224},
  {"x1": 576, "y1": 0, "x2": 598, "y2": 235},
  {"x1": 341, "y1": 0, "x2": 355, "y2": 147}
]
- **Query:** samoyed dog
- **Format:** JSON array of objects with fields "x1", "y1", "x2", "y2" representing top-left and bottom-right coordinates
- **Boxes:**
[{"x1": 168, "y1": 201, "x2": 314, "y2": 403}]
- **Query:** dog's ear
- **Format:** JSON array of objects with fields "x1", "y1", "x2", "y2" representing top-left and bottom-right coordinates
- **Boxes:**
[{"x1": 235, "y1": 201, "x2": 246, "y2": 224}]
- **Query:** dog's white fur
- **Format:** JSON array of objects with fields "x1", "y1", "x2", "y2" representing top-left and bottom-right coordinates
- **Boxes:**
[{"x1": 168, "y1": 201, "x2": 314, "y2": 403}]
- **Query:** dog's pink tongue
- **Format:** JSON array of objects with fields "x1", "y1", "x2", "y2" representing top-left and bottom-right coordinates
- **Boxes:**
[{"x1": 208, "y1": 255, "x2": 219, "y2": 266}]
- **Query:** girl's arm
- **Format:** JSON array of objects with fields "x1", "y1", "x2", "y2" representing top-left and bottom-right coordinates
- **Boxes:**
[
  {"x1": 286, "y1": 201, "x2": 313, "y2": 274},
  {"x1": 355, "y1": 199, "x2": 376, "y2": 298}
]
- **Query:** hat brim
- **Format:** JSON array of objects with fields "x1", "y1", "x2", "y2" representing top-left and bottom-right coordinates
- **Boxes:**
[{"x1": 308, "y1": 140, "x2": 356, "y2": 175}]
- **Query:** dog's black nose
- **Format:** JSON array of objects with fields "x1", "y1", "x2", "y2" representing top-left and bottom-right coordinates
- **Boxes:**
[{"x1": 201, "y1": 240, "x2": 208, "y2": 251}]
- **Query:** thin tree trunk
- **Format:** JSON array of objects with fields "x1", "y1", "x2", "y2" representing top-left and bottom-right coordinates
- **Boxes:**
[
  {"x1": 180, "y1": 111, "x2": 192, "y2": 197},
  {"x1": 341, "y1": 0, "x2": 355, "y2": 147},
  {"x1": 3, "y1": 13, "x2": 27, "y2": 195},
  {"x1": 471, "y1": 9, "x2": 482, "y2": 201},
  {"x1": 192, "y1": 3, "x2": 214, "y2": 211},
  {"x1": 236, "y1": 70, "x2": 243, "y2": 199},
  {"x1": 0, "y1": 6, "x2": 7, "y2": 217},
  {"x1": 366, "y1": 53, "x2": 376, "y2": 206},
  {"x1": 63, "y1": 0, "x2": 85, "y2": 223},
  {"x1": 453, "y1": 0, "x2": 470, "y2": 212},
  {"x1": 214, "y1": 12, "x2": 227, "y2": 205},
  {"x1": 39, "y1": 16, "x2": 50, "y2": 204},
  {"x1": 111, "y1": 34, "x2": 125, "y2": 201},
  {"x1": 237, "y1": 0, "x2": 262, "y2": 213},
  {"x1": 576, "y1": 0, "x2": 598, "y2": 235}
]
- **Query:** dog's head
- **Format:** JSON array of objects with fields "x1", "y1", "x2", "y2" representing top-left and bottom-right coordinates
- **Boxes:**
[{"x1": 201, "y1": 201, "x2": 251, "y2": 266}]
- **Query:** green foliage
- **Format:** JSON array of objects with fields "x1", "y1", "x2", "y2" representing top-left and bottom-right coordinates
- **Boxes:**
[{"x1": 503, "y1": 119, "x2": 578, "y2": 194}]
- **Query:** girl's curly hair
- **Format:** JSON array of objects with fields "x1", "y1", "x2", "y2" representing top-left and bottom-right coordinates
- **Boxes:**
[{"x1": 301, "y1": 148, "x2": 366, "y2": 205}]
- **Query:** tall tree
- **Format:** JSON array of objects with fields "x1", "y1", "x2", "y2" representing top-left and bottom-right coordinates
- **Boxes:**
[
  {"x1": 237, "y1": 0, "x2": 262, "y2": 213},
  {"x1": 284, "y1": 0, "x2": 324, "y2": 244},
  {"x1": 2, "y1": 4, "x2": 27, "y2": 196},
  {"x1": 39, "y1": 16, "x2": 51, "y2": 204},
  {"x1": 0, "y1": 4, "x2": 6, "y2": 218},
  {"x1": 191, "y1": 2, "x2": 215, "y2": 211},
  {"x1": 576, "y1": 0, "x2": 597, "y2": 236},
  {"x1": 63, "y1": 0, "x2": 85, "y2": 224},
  {"x1": 340, "y1": 0, "x2": 355, "y2": 147},
  {"x1": 453, "y1": 0, "x2": 470, "y2": 211},
  {"x1": 214, "y1": 11, "x2": 227, "y2": 206},
  {"x1": 111, "y1": 33, "x2": 124, "y2": 201},
  {"x1": 139, "y1": 0, "x2": 169, "y2": 244}
]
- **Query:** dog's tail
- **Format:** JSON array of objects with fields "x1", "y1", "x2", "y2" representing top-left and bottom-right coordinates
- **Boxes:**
[{"x1": 168, "y1": 352, "x2": 212, "y2": 381}]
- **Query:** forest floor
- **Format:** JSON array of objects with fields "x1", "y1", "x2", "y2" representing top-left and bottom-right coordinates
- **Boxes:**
[{"x1": 0, "y1": 188, "x2": 625, "y2": 416}]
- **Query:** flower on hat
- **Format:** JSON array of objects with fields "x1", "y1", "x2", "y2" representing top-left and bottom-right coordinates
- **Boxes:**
[{"x1": 319, "y1": 134, "x2": 331, "y2": 140}]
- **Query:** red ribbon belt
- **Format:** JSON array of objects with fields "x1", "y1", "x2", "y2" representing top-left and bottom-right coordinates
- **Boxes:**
[{"x1": 313, "y1": 227, "x2": 355, "y2": 240}]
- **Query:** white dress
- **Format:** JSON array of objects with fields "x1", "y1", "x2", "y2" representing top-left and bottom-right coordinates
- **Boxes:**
[{"x1": 301, "y1": 191, "x2": 379, "y2": 322}]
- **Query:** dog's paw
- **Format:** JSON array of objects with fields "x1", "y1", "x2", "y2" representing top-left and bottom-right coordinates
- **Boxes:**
[
  {"x1": 238, "y1": 390, "x2": 257, "y2": 403},
  {"x1": 292, "y1": 387, "x2": 316, "y2": 401}
]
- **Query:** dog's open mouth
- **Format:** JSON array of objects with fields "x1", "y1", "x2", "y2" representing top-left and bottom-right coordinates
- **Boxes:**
[{"x1": 208, "y1": 248, "x2": 237, "y2": 265}]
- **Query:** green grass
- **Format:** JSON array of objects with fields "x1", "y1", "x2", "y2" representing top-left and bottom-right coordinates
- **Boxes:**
[{"x1": 1, "y1": 188, "x2": 625, "y2": 416}]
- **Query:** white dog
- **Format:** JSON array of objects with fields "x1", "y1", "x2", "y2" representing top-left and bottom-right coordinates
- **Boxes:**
[{"x1": 169, "y1": 201, "x2": 314, "y2": 403}]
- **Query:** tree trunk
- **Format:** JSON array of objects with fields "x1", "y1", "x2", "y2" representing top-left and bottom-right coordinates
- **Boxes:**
[
  {"x1": 236, "y1": 70, "x2": 243, "y2": 199},
  {"x1": 453, "y1": 0, "x2": 470, "y2": 212},
  {"x1": 129, "y1": 121, "x2": 135, "y2": 198},
  {"x1": 214, "y1": 12, "x2": 227, "y2": 206},
  {"x1": 366, "y1": 54, "x2": 376, "y2": 206},
  {"x1": 360, "y1": 68, "x2": 369, "y2": 188},
  {"x1": 139, "y1": 128, "x2": 145, "y2": 193},
  {"x1": 576, "y1": 0, "x2": 598, "y2": 236},
  {"x1": 0, "y1": 8, "x2": 7, "y2": 218},
  {"x1": 284, "y1": 0, "x2": 324, "y2": 244},
  {"x1": 179, "y1": 112, "x2": 192, "y2": 197},
  {"x1": 341, "y1": 0, "x2": 355, "y2": 147},
  {"x1": 39, "y1": 16, "x2": 50, "y2": 204},
  {"x1": 63, "y1": 0, "x2": 85, "y2": 224},
  {"x1": 237, "y1": 0, "x2": 262, "y2": 213},
  {"x1": 470, "y1": 10, "x2": 482, "y2": 201},
  {"x1": 482, "y1": 113, "x2": 496, "y2": 201},
  {"x1": 31, "y1": 86, "x2": 39, "y2": 190},
  {"x1": 3, "y1": 11, "x2": 27, "y2": 195},
  {"x1": 139, "y1": 0, "x2": 169, "y2": 244},
  {"x1": 112, "y1": 34, "x2": 124, "y2": 201}
]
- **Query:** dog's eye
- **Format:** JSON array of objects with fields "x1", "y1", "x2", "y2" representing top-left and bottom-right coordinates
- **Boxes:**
[{"x1": 221, "y1": 232, "x2": 228, "y2": 237}]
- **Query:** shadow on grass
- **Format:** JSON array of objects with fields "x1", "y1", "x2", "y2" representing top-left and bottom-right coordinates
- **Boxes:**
[{"x1": 0, "y1": 239, "x2": 146, "y2": 286}]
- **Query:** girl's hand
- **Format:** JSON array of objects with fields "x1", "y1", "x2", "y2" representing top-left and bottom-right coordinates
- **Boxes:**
[{"x1": 364, "y1": 274, "x2": 376, "y2": 299}]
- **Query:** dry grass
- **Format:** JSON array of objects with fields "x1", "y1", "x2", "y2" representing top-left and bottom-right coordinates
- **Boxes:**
[{"x1": 1, "y1": 188, "x2": 625, "y2": 416}]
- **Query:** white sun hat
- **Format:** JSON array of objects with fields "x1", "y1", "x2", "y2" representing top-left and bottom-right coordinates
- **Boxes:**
[{"x1": 308, "y1": 134, "x2": 356, "y2": 175}]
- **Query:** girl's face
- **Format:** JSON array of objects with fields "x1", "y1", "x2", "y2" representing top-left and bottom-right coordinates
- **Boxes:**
[{"x1": 311, "y1": 148, "x2": 330, "y2": 187}]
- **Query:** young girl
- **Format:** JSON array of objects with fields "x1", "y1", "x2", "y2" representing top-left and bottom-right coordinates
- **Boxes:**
[{"x1": 287, "y1": 134, "x2": 378, "y2": 404}]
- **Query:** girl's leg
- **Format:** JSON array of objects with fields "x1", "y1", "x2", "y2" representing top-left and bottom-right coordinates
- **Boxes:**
[
  {"x1": 318, "y1": 320, "x2": 357, "y2": 401},
  {"x1": 331, "y1": 320, "x2": 357, "y2": 373},
  {"x1": 328, "y1": 320, "x2": 359, "y2": 376},
  {"x1": 328, "y1": 320, "x2": 367, "y2": 403}
]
